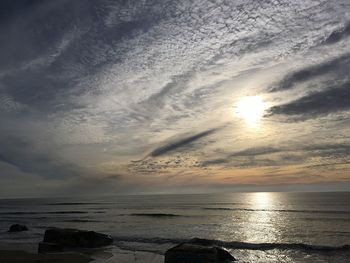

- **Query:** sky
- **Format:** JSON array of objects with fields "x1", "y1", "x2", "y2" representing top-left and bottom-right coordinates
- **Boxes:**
[{"x1": 0, "y1": 0, "x2": 350, "y2": 197}]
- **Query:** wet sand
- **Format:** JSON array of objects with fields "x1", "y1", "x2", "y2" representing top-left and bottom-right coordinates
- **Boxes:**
[
  {"x1": 0, "y1": 242, "x2": 164, "y2": 263},
  {"x1": 0, "y1": 250, "x2": 93, "y2": 263},
  {"x1": 93, "y1": 248, "x2": 164, "y2": 263}
]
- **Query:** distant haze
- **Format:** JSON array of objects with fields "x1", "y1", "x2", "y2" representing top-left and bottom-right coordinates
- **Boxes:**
[{"x1": 0, "y1": 0, "x2": 349, "y2": 197}]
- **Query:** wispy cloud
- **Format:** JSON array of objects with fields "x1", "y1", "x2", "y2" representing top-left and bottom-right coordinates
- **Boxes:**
[
  {"x1": 149, "y1": 128, "x2": 219, "y2": 157},
  {"x1": 323, "y1": 21, "x2": 350, "y2": 45},
  {"x1": 0, "y1": 135, "x2": 81, "y2": 179},
  {"x1": 201, "y1": 143, "x2": 350, "y2": 171},
  {"x1": 268, "y1": 81, "x2": 350, "y2": 118},
  {"x1": 1, "y1": 0, "x2": 350, "y2": 195},
  {"x1": 269, "y1": 53, "x2": 350, "y2": 92}
]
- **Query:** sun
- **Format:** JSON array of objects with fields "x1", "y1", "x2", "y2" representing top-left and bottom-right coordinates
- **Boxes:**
[{"x1": 235, "y1": 96, "x2": 267, "y2": 127}]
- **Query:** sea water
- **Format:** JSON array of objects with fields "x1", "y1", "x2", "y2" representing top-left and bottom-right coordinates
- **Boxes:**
[{"x1": 0, "y1": 192, "x2": 349, "y2": 262}]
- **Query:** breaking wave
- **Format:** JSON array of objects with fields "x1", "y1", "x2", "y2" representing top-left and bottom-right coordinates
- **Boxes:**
[
  {"x1": 112, "y1": 236, "x2": 350, "y2": 252},
  {"x1": 202, "y1": 207, "x2": 350, "y2": 214},
  {"x1": 128, "y1": 213, "x2": 183, "y2": 217},
  {"x1": 47, "y1": 202, "x2": 105, "y2": 206},
  {"x1": 0, "y1": 211, "x2": 105, "y2": 215}
]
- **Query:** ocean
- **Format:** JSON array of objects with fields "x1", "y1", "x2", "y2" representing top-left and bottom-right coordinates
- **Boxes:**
[{"x1": 0, "y1": 192, "x2": 349, "y2": 262}]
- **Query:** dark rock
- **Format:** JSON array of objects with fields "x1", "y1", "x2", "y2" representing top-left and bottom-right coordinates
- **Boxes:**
[
  {"x1": 165, "y1": 239, "x2": 236, "y2": 263},
  {"x1": 8, "y1": 224, "x2": 28, "y2": 232},
  {"x1": 38, "y1": 242, "x2": 63, "y2": 254},
  {"x1": 42, "y1": 227, "x2": 113, "y2": 249}
]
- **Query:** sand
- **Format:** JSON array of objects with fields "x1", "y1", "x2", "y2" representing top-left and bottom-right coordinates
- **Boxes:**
[
  {"x1": 0, "y1": 250, "x2": 93, "y2": 263},
  {"x1": 93, "y1": 248, "x2": 164, "y2": 263},
  {"x1": 0, "y1": 240, "x2": 165, "y2": 263},
  {"x1": 0, "y1": 244, "x2": 164, "y2": 263}
]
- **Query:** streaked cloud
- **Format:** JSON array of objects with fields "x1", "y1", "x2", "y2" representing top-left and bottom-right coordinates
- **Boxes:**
[
  {"x1": 269, "y1": 81, "x2": 350, "y2": 118},
  {"x1": 269, "y1": 54, "x2": 350, "y2": 92},
  {"x1": 323, "y1": 21, "x2": 350, "y2": 45},
  {"x1": 149, "y1": 128, "x2": 219, "y2": 157}
]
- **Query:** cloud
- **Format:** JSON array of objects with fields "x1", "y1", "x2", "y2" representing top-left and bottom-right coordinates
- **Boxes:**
[
  {"x1": 129, "y1": 154, "x2": 201, "y2": 175},
  {"x1": 2, "y1": 72, "x2": 69, "y2": 109},
  {"x1": 127, "y1": 127, "x2": 222, "y2": 175},
  {"x1": 1, "y1": 0, "x2": 350, "y2": 195},
  {"x1": 228, "y1": 147, "x2": 282, "y2": 157},
  {"x1": 0, "y1": 135, "x2": 81, "y2": 179},
  {"x1": 0, "y1": 153, "x2": 17, "y2": 167},
  {"x1": 201, "y1": 158, "x2": 228, "y2": 166},
  {"x1": 201, "y1": 144, "x2": 350, "y2": 169},
  {"x1": 268, "y1": 81, "x2": 350, "y2": 118},
  {"x1": 304, "y1": 143, "x2": 350, "y2": 153},
  {"x1": 323, "y1": 21, "x2": 350, "y2": 45},
  {"x1": 201, "y1": 146, "x2": 287, "y2": 168},
  {"x1": 269, "y1": 54, "x2": 350, "y2": 92},
  {"x1": 149, "y1": 128, "x2": 219, "y2": 157}
]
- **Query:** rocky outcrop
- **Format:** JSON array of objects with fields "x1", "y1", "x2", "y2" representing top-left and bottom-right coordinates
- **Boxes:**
[
  {"x1": 165, "y1": 238, "x2": 236, "y2": 263},
  {"x1": 38, "y1": 227, "x2": 113, "y2": 253},
  {"x1": 8, "y1": 224, "x2": 28, "y2": 232}
]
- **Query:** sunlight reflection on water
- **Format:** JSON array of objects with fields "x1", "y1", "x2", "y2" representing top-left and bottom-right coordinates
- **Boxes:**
[{"x1": 244, "y1": 192, "x2": 279, "y2": 243}]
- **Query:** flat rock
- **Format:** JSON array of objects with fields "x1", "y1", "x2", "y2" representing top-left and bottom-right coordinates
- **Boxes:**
[
  {"x1": 42, "y1": 227, "x2": 113, "y2": 250},
  {"x1": 8, "y1": 224, "x2": 28, "y2": 232},
  {"x1": 165, "y1": 239, "x2": 236, "y2": 263}
]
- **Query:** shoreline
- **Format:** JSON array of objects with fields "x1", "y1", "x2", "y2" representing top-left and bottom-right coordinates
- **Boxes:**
[
  {"x1": 0, "y1": 242, "x2": 164, "y2": 263},
  {"x1": 0, "y1": 250, "x2": 93, "y2": 263}
]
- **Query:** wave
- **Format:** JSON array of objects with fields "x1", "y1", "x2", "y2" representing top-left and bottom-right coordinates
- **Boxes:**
[
  {"x1": 62, "y1": 219, "x2": 102, "y2": 223},
  {"x1": 0, "y1": 211, "x2": 105, "y2": 215},
  {"x1": 112, "y1": 236, "x2": 350, "y2": 252},
  {"x1": 301, "y1": 217, "x2": 350, "y2": 222},
  {"x1": 189, "y1": 238, "x2": 350, "y2": 252},
  {"x1": 128, "y1": 213, "x2": 182, "y2": 217},
  {"x1": 47, "y1": 202, "x2": 105, "y2": 206},
  {"x1": 202, "y1": 207, "x2": 350, "y2": 214}
]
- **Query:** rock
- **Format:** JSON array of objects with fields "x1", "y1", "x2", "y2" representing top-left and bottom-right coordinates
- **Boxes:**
[
  {"x1": 41, "y1": 227, "x2": 113, "y2": 250},
  {"x1": 8, "y1": 224, "x2": 28, "y2": 232},
  {"x1": 165, "y1": 239, "x2": 236, "y2": 263}
]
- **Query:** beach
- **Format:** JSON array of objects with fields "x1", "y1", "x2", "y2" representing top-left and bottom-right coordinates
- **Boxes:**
[
  {"x1": 0, "y1": 245, "x2": 164, "y2": 263},
  {"x1": 0, "y1": 250, "x2": 93, "y2": 263},
  {"x1": 0, "y1": 239, "x2": 164, "y2": 263}
]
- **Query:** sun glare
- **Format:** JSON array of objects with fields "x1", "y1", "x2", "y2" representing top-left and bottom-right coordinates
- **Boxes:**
[{"x1": 235, "y1": 96, "x2": 266, "y2": 127}]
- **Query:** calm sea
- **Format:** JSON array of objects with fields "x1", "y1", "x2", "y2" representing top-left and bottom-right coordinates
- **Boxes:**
[{"x1": 0, "y1": 192, "x2": 349, "y2": 262}]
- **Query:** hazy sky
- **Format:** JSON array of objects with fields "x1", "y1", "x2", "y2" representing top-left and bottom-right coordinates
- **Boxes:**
[{"x1": 1, "y1": 0, "x2": 350, "y2": 197}]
